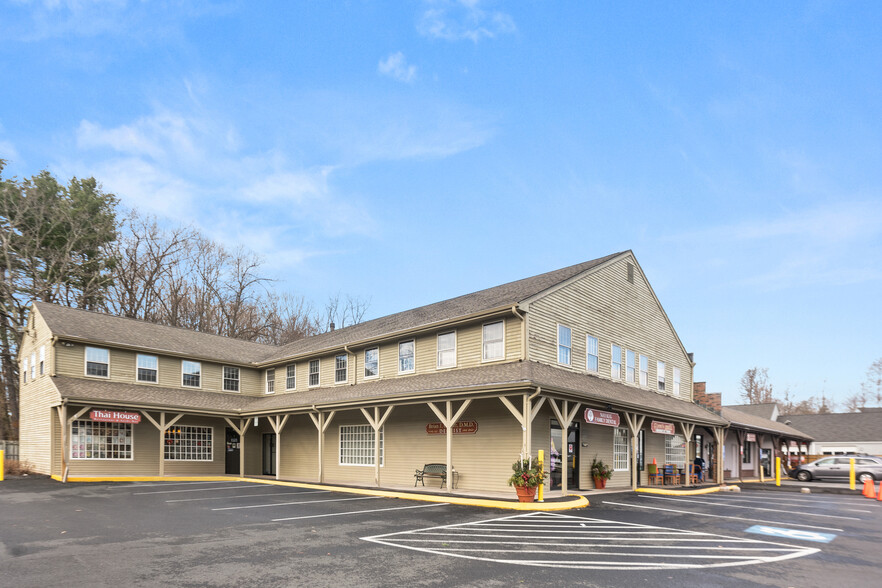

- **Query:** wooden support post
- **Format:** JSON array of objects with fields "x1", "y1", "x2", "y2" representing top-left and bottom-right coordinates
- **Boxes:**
[
  {"x1": 679, "y1": 422, "x2": 695, "y2": 483},
  {"x1": 548, "y1": 398, "x2": 581, "y2": 496},
  {"x1": 223, "y1": 416, "x2": 250, "y2": 477},
  {"x1": 308, "y1": 410, "x2": 336, "y2": 484},
  {"x1": 360, "y1": 406, "x2": 394, "y2": 487},
  {"x1": 428, "y1": 399, "x2": 471, "y2": 493},
  {"x1": 56, "y1": 405, "x2": 68, "y2": 482},
  {"x1": 268, "y1": 415, "x2": 290, "y2": 481},
  {"x1": 624, "y1": 412, "x2": 646, "y2": 490},
  {"x1": 713, "y1": 427, "x2": 725, "y2": 484}
]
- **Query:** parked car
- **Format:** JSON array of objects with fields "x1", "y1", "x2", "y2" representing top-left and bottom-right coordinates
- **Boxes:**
[{"x1": 791, "y1": 455, "x2": 882, "y2": 483}]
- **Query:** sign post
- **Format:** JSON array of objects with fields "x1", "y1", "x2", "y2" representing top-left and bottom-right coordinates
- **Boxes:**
[
  {"x1": 537, "y1": 449, "x2": 544, "y2": 502},
  {"x1": 775, "y1": 456, "x2": 781, "y2": 487},
  {"x1": 1, "y1": 449, "x2": 4, "y2": 482},
  {"x1": 849, "y1": 458, "x2": 856, "y2": 490}
]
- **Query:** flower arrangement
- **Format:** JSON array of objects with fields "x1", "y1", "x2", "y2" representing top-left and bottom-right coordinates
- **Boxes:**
[
  {"x1": 591, "y1": 457, "x2": 613, "y2": 481},
  {"x1": 507, "y1": 456, "x2": 548, "y2": 488}
]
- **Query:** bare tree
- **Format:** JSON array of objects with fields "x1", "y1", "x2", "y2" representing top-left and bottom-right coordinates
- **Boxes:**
[
  {"x1": 843, "y1": 391, "x2": 867, "y2": 413},
  {"x1": 740, "y1": 367, "x2": 775, "y2": 404},
  {"x1": 323, "y1": 291, "x2": 371, "y2": 331},
  {"x1": 861, "y1": 358, "x2": 882, "y2": 405}
]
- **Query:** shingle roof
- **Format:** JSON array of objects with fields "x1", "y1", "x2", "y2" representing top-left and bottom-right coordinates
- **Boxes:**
[
  {"x1": 725, "y1": 403, "x2": 778, "y2": 420},
  {"x1": 33, "y1": 251, "x2": 627, "y2": 366},
  {"x1": 259, "y1": 251, "x2": 626, "y2": 362},
  {"x1": 721, "y1": 406, "x2": 812, "y2": 440},
  {"x1": 51, "y1": 360, "x2": 727, "y2": 426},
  {"x1": 34, "y1": 302, "x2": 273, "y2": 364},
  {"x1": 777, "y1": 412, "x2": 882, "y2": 443}
]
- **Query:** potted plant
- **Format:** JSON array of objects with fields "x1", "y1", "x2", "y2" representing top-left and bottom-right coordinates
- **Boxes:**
[
  {"x1": 507, "y1": 457, "x2": 548, "y2": 502},
  {"x1": 591, "y1": 457, "x2": 613, "y2": 489}
]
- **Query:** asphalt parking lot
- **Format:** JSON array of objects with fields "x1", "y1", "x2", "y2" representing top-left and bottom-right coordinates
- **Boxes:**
[{"x1": 2, "y1": 478, "x2": 881, "y2": 587}]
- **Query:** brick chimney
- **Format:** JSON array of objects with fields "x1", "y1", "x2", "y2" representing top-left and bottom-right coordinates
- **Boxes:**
[{"x1": 693, "y1": 381, "x2": 721, "y2": 413}]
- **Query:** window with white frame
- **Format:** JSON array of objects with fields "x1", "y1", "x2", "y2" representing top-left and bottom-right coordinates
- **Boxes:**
[
  {"x1": 339, "y1": 424, "x2": 383, "y2": 466},
  {"x1": 182, "y1": 360, "x2": 201, "y2": 388},
  {"x1": 673, "y1": 367, "x2": 681, "y2": 396},
  {"x1": 613, "y1": 427, "x2": 630, "y2": 471},
  {"x1": 30, "y1": 352, "x2": 36, "y2": 380},
  {"x1": 223, "y1": 366, "x2": 240, "y2": 392},
  {"x1": 286, "y1": 364, "x2": 296, "y2": 390},
  {"x1": 335, "y1": 354, "x2": 348, "y2": 383},
  {"x1": 482, "y1": 321, "x2": 504, "y2": 361},
  {"x1": 22, "y1": 357, "x2": 28, "y2": 383},
  {"x1": 437, "y1": 332, "x2": 456, "y2": 369},
  {"x1": 657, "y1": 361, "x2": 665, "y2": 392},
  {"x1": 398, "y1": 340, "x2": 415, "y2": 373},
  {"x1": 742, "y1": 440, "x2": 754, "y2": 464},
  {"x1": 164, "y1": 425, "x2": 212, "y2": 461},
  {"x1": 86, "y1": 347, "x2": 109, "y2": 377},
  {"x1": 665, "y1": 434, "x2": 687, "y2": 468},
  {"x1": 309, "y1": 359, "x2": 320, "y2": 387},
  {"x1": 626, "y1": 350, "x2": 635, "y2": 383},
  {"x1": 266, "y1": 368, "x2": 275, "y2": 394},
  {"x1": 39, "y1": 346, "x2": 45, "y2": 376},
  {"x1": 71, "y1": 420, "x2": 132, "y2": 460},
  {"x1": 137, "y1": 354, "x2": 158, "y2": 383},
  {"x1": 611, "y1": 344, "x2": 621, "y2": 379},
  {"x1": 558, "y1": 325, "x2": 572, "y2": 365},
  {"x1": 364, "y1": 348, "x2": 379, "y2": 379},
  {"x1": 586, "y1": 335, "x2": 598, "y2": 372},
  {"x1": 639, "y1": 354, "x2": 648, "y2": 386}
]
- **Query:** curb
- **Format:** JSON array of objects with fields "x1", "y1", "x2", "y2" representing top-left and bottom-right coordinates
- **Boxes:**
[
  {"x1": 49, "y1": 475, "x2": 590, "y2": 511},
  {"x1": 636, "y1": 485, "x2": 735, "y2": 496}
]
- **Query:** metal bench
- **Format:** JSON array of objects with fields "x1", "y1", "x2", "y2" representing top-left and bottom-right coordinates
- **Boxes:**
[{"x1": 414, "y1": 463, "x2": 458, "y2": 489}]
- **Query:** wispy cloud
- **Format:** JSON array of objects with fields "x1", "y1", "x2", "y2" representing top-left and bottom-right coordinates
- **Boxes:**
[
  {"x1": 418, "y1": 0, "x2": 516, "y2": 43},
  {"x1": 378, "y1": 52, "x2": 417, "y2": 83}
]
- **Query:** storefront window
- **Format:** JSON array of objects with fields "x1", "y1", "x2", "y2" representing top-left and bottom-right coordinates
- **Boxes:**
[
  {"x1": 164, "y1": 426, "x2": 212, "y2": 461},
  {"x1": 665, "y1": 434, "x2": 686, "y2": 468},
  {"x1": 71, "y1": 420, "x2": 132, "y2": 460}
]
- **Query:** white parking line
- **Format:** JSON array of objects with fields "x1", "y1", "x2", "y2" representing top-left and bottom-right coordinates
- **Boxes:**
[
  {"x1": 166, "y1": 490, "x2": 332, "y2": 503},
  {"x1": 361, "y1": 511, "x2": 819, "y2": 570},
  {"x1": 603, "y1": 500, "x2": 844, "y2": 532},
  {"x1": 639, "y1": 495, "x2": 861, "y2": 521},
  {"x1": 702, "y1": 494, "x2": 873, "y2": 513},
  {"x1": 133, "y1": 485, "x2": 257, "y2": 495},
  {"x1": 738, "y1": 493, "x2": 872, "y2": 506},
  {"x1": 273, "y1": 502, "x2": 447, "y2": 521},
  {"x1": 212, "y1": 495, "x2": 380, "y2": 511},
  {"x1": 123, "y1": 481, "x2": 241, "y2": 488}
]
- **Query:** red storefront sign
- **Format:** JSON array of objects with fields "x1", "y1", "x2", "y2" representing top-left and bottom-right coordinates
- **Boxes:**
[
  {"x1": 426, "y1": 421, "x2": 478, "y2": 435},
  {"x1": 90, "y1": 409, "x2": 141, "y2": 424},
  {"x1": 583, "y1": 409, "x2": 620, "y2": 427},
  {"x1": 651, "y1": 420, "x2": 675, "y2": 435}
]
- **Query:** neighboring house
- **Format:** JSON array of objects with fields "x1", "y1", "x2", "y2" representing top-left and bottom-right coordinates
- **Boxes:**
[
  {"x1": 778, "y1": 409, "x2": 882, "y2": 457},
  {"x1": 19, "y1": 250, "x2": 728, "y2": 494},
  {"x1": 721, "y1": 404, "x2": 812, "y2": 479}
]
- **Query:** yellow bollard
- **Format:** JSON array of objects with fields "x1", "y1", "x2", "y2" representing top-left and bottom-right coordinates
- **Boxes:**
[
  {"x1": 537, "y1": 450, "x2": 544, "y2": 502},
  {"x1": 1, "y1": 449, "x2": 4, "y2": 482},
  {"x1": 849, "y1": 458, "x2": 855, "y2": 491},
  {"x1": 775, "y1": 456, "x2": 781, "y2": 487}
]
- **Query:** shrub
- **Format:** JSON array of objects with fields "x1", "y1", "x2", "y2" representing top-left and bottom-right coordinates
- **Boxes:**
[{"x1": 3, "y1": 459, "x2": 35, "y2": 476}]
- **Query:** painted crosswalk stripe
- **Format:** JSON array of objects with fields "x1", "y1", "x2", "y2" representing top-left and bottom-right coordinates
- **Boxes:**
[{"x1": 362, "y1": 512, "x2": 818, "y2": 570}]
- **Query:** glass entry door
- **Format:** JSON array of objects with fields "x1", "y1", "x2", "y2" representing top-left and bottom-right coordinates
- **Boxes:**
[
  {"x1": 225, "y1": 428, "x2": 240, "y2": 475},
  {"x1": 550, "y1": 419, "x2": 579, "y2": 490}
]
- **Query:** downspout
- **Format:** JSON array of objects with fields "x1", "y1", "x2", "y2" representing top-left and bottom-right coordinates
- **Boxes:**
[
  {"x1": 50, "y1": 336, "x2": 58, "y2": 377},
  {"x1": 511, "y1": 305, "x2": 527, "y2": 361},
  {"x1": 344, "y1": 345, "x2": 355, "y2": 385}
]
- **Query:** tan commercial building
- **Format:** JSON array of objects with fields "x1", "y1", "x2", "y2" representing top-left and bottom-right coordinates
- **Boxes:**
[{"x1": 19, "y1": 251, "x2": 731, "y2": 494}]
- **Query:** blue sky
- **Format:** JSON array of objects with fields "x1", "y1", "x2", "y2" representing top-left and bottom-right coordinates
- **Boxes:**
[{"x1": 2, "y1": 1, "x2": 880, "y2": 406}]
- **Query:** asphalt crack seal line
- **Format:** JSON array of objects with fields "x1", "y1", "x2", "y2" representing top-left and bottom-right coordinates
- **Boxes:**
[{"x1": 361, "y1": 511, "x2": 818, "y2": 570}]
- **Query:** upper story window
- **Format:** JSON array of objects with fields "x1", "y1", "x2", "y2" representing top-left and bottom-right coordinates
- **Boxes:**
[
  {"x1": 437, "y1": 332, "x2": 456, "y2": 369},
  {"x1": 482, "y1": 321, "x2": 504, "y2": 361},
  {"x1": 22, "y1": 357, "x2": 28, "y2": 383},
  {"x1": 266, "y1": 368, "x2": 275, "y2": 394},
  {"x1": 286, "y1": 364, "x2": 296, "y2": 390},
  {"x1": 39, "y1": 346, "x2": 45, "y2": 376},
  {"x1": 137, "y1": 354, "x2": 158, "y2": 383},
  {"x1": 611, "y1": 344, "x2": 622, "y2": 380},
  {"x1": 625, "y1": 349, "x2": 636, "y2": 383},
  {"x1": 86, "y1": 347, "x2": 109, "y2": 378},
  {"x1": 335, "y1": 354, "x2": 348, "y2": 383},
  {"x1": 557, "y1": 325, "x2": 572, "y2": 366},
  {"x1": 309, "y1": 359, "x2": 320, "y2": 387},
  {"x1": 364, "y1": 347, "x2": 379, "y2": 379},
  {"x1": 657, "y1": 361, "x2": 666, "y2": 392},
  {"x1": 182, "y1": 360, "x2": 201, "y2": 388},
  {"x1": 223, "y1": 366, "x2": 240, "y2": 392},
  {"x1": 639, "y1": 354, "x2": 648, "y2": 386},
  {"x1": 30, "y1": 352, "x2": 36, "y2": 380},
  {"x1": 673, "y1": 367, "x2": 681, "y2": 396},
  {"x1": 586, "y1": 335, "x2": 598, "y2": 372},
  {"x1": 398, "y1": 340, "x2": 415, "y2": 374}
]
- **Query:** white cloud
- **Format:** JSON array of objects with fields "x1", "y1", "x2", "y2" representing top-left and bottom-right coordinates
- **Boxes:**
[
  {"x1": 378, "y1": 52, "x2": 417, "y2": 83},
  {"x1": 418, "y1": 0, "x2": 516, "y2": 43}
]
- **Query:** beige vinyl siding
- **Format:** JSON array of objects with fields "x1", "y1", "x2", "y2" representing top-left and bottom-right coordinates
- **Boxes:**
[
  {"x1": 279, "y1": 415, "x2": 318, "y2": 480},
  {"x1": 18, "y1": 308, "x2": 60, "y2": 475},
  {"x1": 527, "y1": 255, "x2": 693, "y2": 401}
]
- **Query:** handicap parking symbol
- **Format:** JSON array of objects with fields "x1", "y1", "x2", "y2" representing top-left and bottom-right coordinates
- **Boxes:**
[{"x1": 746, "y1": 525, "x2": 836, "y2": 543}]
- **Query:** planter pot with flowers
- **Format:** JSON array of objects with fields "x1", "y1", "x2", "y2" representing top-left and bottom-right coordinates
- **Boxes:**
[
  {"x1": 591, "y1": 457, "x2": 613, "y2": 489},
  {"x1": 507, "y1": 457, "x2": 548, "y2": 502}
]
